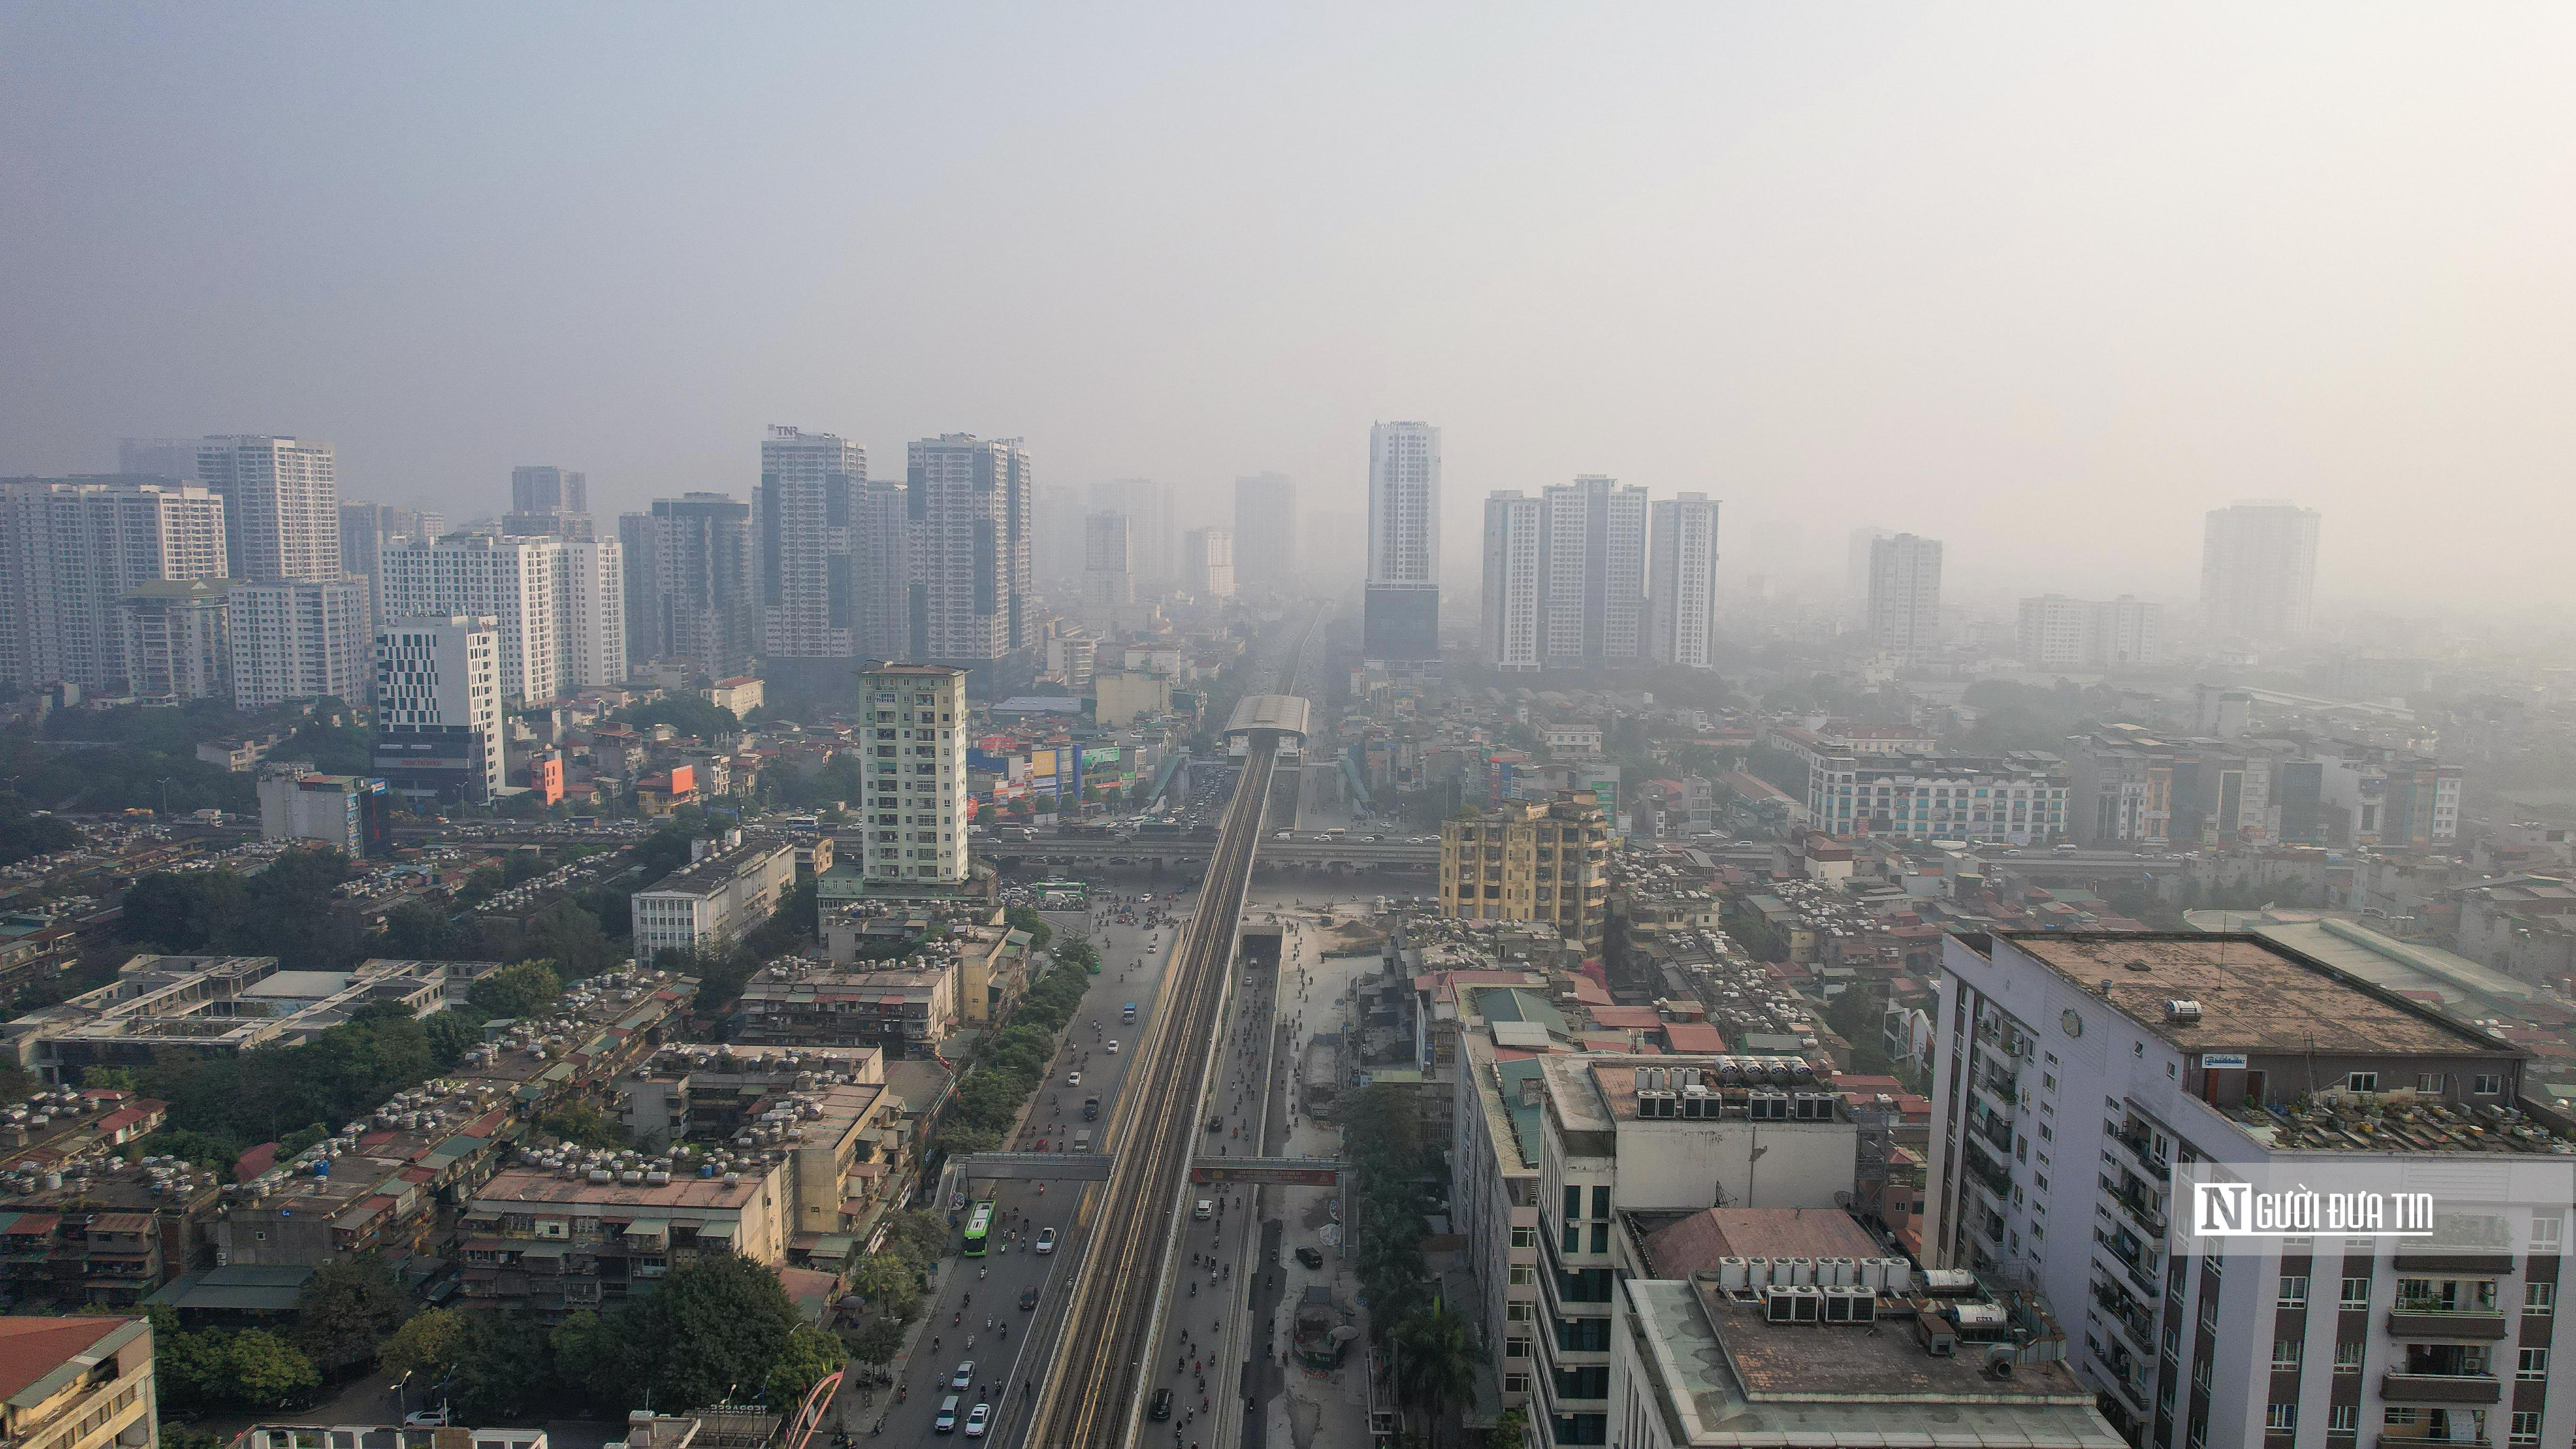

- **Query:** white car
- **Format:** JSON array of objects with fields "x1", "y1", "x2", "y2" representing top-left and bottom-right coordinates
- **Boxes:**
[
  {"x1": 964, "y1": 1403, "x2": 991, "y2": 1438},
  {"x1": 1035, "y1": 1227, "x2": 1057, "y2": 1254},
  {"x1": 1068, "y1": 1071, "x2": 1081, "y2": 1087},
  {"x1": 1107, "y1": 1040, "x2": 1119, "y2": 1055},
  {"x1": 404, "y1": 1410, "x2": 450, "y2": 1429}
]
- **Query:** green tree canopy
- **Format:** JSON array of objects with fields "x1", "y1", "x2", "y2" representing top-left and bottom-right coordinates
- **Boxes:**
[
  {"x1": 291, "y1": 1256, "x2": 411, "y2": 1376},
  {"x1": 468, "y1": 962, "x2": 564, "y2": 1019}
]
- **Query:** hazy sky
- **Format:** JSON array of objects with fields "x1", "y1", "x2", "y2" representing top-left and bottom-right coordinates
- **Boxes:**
[{"x1": 7, "y1": 4, "x2": 2575, "y2": 613}]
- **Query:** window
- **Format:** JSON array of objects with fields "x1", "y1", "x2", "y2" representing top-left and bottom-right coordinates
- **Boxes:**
[
  {"x1": 1503, "y1": 1371, "x2": 1530, "y2": 1395},
  {"x1": 1591, "y1": 1185, "x2": 1610, "y2": 1220},
  {"x1": 2520, "y1": 1347, "x2": 2549, "y2": 1380},
  {"x1": 2527, "y1": 1281, "x2": 2555, "y2": 1314},
  {"x1": 2531, "y1": 1215, "x2": 2562, "y2": 1250},
  {"x1": 2384, "y1": 1408, "x2": 2419, "y2": 1427},
  {"x1": 2417, "y1": 1072, "x2": 2447, "y2": 1094},
  {"x1": 2334, "y1": 1341, "x2": 2363, "y2": 1373},
  {"x1": 1511, "y1": 1226, "x2": 1537, "y2": 1249},
  {"x1": 2346, "y1": 1072, "x2": 2379, "y2": 1093},
  {"x1": 1508, "y1": 1264, "x2": 1535, "y2": 1286},
  {"x1": 2193, "y1": 1357, "x2": 2212, "y2": 1390},
  {"x1": 2509, "y1": 1409, "x2": 2540, "y2": 1445},
  {"x1": 2341, "y1": 1277, "x2": 2372, "y2": 1308},
  {"x1": 1589, "y1": 1224, "x2": 1609, "y2": 1254},
  {"x1": 2474, "y1": 1074, "x2": 2504, "y2": 1095},
  {"x1": 1505, "y1": 1337, "x2": 1530, "y2": 1359},
  {"x1": 2326, "y1": 1404, "x2": 2357, "y2": 1433},
  {"x1": 1506, "y1": 1301, "x2": 1533, "y2": 1322},
  {"x1": 2266, "y1": 1404, "x2": 2297, "y2": 1432},
  {"x1": 2271, "y1": 1338, "x2": 2302, "y2": 1370},
  {"x1": 2278, "y1": 1275, "x2": 2309, "y2": 1307},
  {"x1": 1563, "y1": 1186, "x2": 1581, "y2": 1221}
]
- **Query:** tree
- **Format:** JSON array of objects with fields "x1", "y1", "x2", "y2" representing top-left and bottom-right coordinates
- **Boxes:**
[
  {"x1": 468, "y1": 962, "x2": 564, "y2": 1019},
  {"x1": 1488, "y1": 1407, "x2": 1529, "y2": 1449},
  {"x1": 379, "y1": 1306, "x2": 475, "y2": 1382},
  {"x1": 542, "y1": 1101, "x2": 629, "y2": 1150},
  {"x1": 1003, "y1": 906, "x2": 1053, "y2": 953},
  {"x1": 574, "y1": 1253, "x2": 805, "y2": 1412},
  {"x1": 292, "y1": 1256, "x2": 411, "y2": 1376},
  {"x1": 520, "y1": 900, "x2": 616, "y2": 977},
  {"x1": 377, "y1": 902, "x2": 485, "y2": 962},
  {"x1": 1390, "y1": 1300, "x2": 1482, "y2": 1449},
  {"x1": 846, "y1": 1318, "x2": 907, "y2": 1369},
  {"x1": 765, "y1": 1323, "x2": 844, "y2": 1409},
  {"x1": 0, "y1": 793, "x2": 82, "y2": 866},
  {"x1": 847, "y1": 1251, "x2": 924, "y2": 1323},
  {"x1": 227, "y1": 1330, "x2": 323, "y2": 1409}
]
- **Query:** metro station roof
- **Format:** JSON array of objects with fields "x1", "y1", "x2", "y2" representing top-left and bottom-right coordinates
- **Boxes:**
[{"x1": 1224, "y1": 694, "x2": 1312, "y2": 740}]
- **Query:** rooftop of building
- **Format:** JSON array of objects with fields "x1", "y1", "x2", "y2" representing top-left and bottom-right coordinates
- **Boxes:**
[
  {"x1": 468, "y1": 1167, "x2": 771, "y2": 1213},
  {"x1": 1639, "y1": 1206, "x2": 1885, "y2": 1277},
  {"x1": 1995, "y1": 931, "x2": 2521, "y2": 1059},
  {"x1": 636, "y1": 838, "x2": 794, "y2": 899},
  {"x1": 864, "y1": 663, "x2": 968, "y2": 678},
  {"x1": 0, "y1": 1316, "x2": 145, "y2": 1406},
  {"x1": 1623, "y1": 1272, "x2": 2118, "y2": 1447},
  {"x1": 620, "y1": 1044, "x2": 884, "y2": 1084}
]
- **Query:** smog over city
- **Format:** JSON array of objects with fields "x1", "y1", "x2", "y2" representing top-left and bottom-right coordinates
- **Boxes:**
[{"x1": 6, "y1": 8, "x2": 2576, "y2": 1449}]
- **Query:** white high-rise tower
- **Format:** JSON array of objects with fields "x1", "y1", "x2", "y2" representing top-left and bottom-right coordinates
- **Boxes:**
[
  {"x1": 2200, "y1": 501, "x2": 2320, "y2": 639},
  {"x1": 1364, "y1": 420, "x2": 1441, "y2": 660},
  {"x1": 197, "y1": 436, "x2": 341, "y2": 583},
  {"x1": 1867, "y1": 533, "x2": 1944, "y2": 657},
  {"x1": 1480, "y1": 491, "x2": 1544, "y2": 673},
  {"x1": 1647, "y1": 493, "x2": 1720, "y2": 668},
  {"x1": 757, "y1": 427, "x2": 868, "y2": 659}
]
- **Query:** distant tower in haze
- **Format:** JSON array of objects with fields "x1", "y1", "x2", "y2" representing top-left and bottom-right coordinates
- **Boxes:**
[
  {"x1": 506, "y1": 465, "x2": 595, "y2": 539},
  {"x1": 1480, "y1": 491, "x2": 1543, "y2": 673},
  {"x1": 1845, "y1": 524, "x2": 1890, "y2": 623},
  {"x1": 1867, "y1": 533, "x2": 1943, "y2": 657},
  {"x1": 757, "y1": 427, "x2": 866, "y2": 660},
  {"x1": 2200, "y1": 501, "x2": 2320, "y2": 639},
  {"x1": 907, "y1": 434, "x2": 1033, "y2": 665},
  {"x1": 1648, "y1": 493, "x2": 1720, "y2": 669},
  {"x1": 1084, "y1": 511, "x2": 1136, "y2": 606},
  {"x1": 118, "y1": 439, "x2": 201, "y2": 481},
  {"x1": 198, "y1": 435, "x2": 341, "y2": 583},
  {"x1": 1232, "y1": 473, "x2": 1298, "y2": 594},
  {"x1": 1364, "y1": 420, "x2": 1441, "y2": 662},
  {"x1": 1183, "y1": 527, "x2": 1235, "y2": 599},
  {"x1": 1539, "y1": 475, "x2": 1648, "y2": 668},
  {"x1": 1089, "y1": 478, "x2": 1176, "y2": 588}
]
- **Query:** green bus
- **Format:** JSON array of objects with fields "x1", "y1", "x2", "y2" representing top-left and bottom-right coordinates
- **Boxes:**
[{"x1": 962, "y1": 1200, "x2": 995, "y2": 1257}]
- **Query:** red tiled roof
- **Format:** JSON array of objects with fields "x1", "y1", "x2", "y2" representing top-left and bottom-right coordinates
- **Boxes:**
[
  {"x1": 1662, "y1": 1022, "x2": 1727, "y2": 1053},
  {"x1": 1586, "y1": 1006, "x2": 1662, "y2": 1030},
  {"x1": 0, "y1": 1318, "x2": 129, "y2": 1401}
]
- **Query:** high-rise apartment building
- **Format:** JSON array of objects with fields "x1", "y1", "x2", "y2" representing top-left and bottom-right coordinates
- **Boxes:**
[
  {"x1": 1928, "y1": 930, "x2": 2575, "y2": 1449},
  {"x1": 857, "y1": 664, "x2": 970, "y2": 883},
  {"x1": 756, "y1": 427, "x2": 869, "y2": 660},
  {"x1": 2201, "y1": 501, "x2": 2321, "y2": 640},
  {"x1": 0, "y1": 477, "x2": 228, "y2": 692},
  {"x1": 854, "y1": 478, "x2": 910, "y2": 664},
  {"x1": 1480, "y1": 491, "x2": 1544, "y2": 672},
  {"x1": 906, "y1": 434, "x2": 1032, "y2": 665},
  {"x1": 1647, "y1": 492, "x2": 1719, "y2": 669},
  {"x1": 340, "y1": 502, "x2": 443, "y2": 619},
  {"x1": 1846, "y1": 524, "x2": 1891, "y2": 623},
  {"x1": 1083, "y1": 511, "x2": 1135, "y2": 606},
  {"x1": 228, "y1": 578, "x2": 371, "y2": 708},
  {"x1": 372, "y1": 614, "x2": 503, "y2": 802},
  {"x1": 1867, "y1": 532, "x2": 1943, "y2": 657},
  {"x1": 628, "y1": 494, "x2": 757, "y2": 677},
  {"x1": 121, "y1": 578, "x2": 234, "y2": 704},
  {"x1": 1231, "y1": 473, "x2": 1297, "y2": 593},
  {"x1": 1182, "y1": 527, "x2": 1234, "y2": 599},
  {"x1": 119, "y1": 437, "x2": 201, "y2": 480},
  {"x1": 1540, "y1": 475, "x2": 1647, "y2": 668},
  {"x1": 379, "y1": 533, "x2": 623, "y2": 702},
  {"x1": 2017, "y1": 594, "x2": 2163, "y2": 670},
  {"x1": 1031, "y1": 485, "x2": 1085, "y2": 584},
  {"x1": 617, "y1": 511, "x2": 655, "y2": 665},
  {"x1": 1089, "y1": 478, "x2": 1175, "y2": 587},
  {"x1": 1365, "y1": 420, "x2": 1441, "y2": 661},
  {"x1": 511, "y1": 465, "x2": 588, "y2": 517},
  {"x1": 197, "y1": 436, "x2": 340, "y2": 583}
]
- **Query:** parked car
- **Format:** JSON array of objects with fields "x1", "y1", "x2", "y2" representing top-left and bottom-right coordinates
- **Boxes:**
[
  {"x1": 1295, "y1": 1246, "x2": 1324, "y2": 1269},
  {"x1": 404, "y1": 1410, "x2": 450, "y2": 1429}
]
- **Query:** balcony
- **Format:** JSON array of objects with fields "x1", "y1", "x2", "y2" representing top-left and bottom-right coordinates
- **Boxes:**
[
  {"x1": 2386, "y1": 1309, "x2": 2509, "y2": 1341},
  {"x1": 1963, "y1": 1141, "x2": 2013, "y2": 1199},
  {"x1": 2108, "y1": 1178, "x2": 2170, "y2": 1236},
  {"x1": 2380, "y1": 1372, "x2": 2500, "y2": 1405},
  {"x1": 2392, "y1": 1251, "x2": 2515, "y2": 1275}
]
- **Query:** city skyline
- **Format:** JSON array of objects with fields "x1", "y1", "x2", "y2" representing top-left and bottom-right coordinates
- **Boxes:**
[{"x1": 8, "y1": 8, "x2": 2571, "y2": 614}]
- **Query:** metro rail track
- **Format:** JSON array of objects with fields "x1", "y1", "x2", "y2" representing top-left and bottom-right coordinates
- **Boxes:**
[{"x1": 1020, "y1": 612, "x2": 1315, "y2": 1449}]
